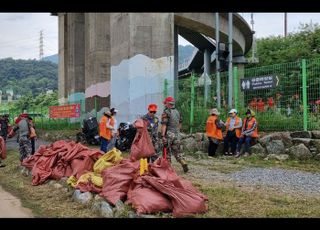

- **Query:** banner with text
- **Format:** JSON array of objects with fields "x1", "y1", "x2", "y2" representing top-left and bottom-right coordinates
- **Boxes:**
[{"x1": 49, "y1": 104, "x2": 81, "y2": 118}]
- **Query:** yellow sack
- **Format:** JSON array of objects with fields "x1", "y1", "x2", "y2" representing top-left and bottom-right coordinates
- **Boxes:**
[
  {"x1": 77, "y1": 172, "x2": 103, "y2": 187},
  {"x1": 93, "y1": 148, "x2": 123, "y2": 173},
  {"x1": 67, "y1": 175, "x2": 78, "y2": 187}
]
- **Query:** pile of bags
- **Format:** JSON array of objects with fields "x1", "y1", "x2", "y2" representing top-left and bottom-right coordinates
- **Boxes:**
[{"x1": 22, "y1": 140, "x2": 208, "y2": 217}]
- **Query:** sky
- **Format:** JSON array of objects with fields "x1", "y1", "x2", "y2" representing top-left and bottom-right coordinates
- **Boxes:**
[{"x1": 1, "y1": 13, "x2": 320, "y2": 59}]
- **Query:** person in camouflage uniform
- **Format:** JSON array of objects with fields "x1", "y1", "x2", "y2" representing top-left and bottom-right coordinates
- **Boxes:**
[
  {"x1": 13, "y1": 114, "x2": 32, "y2": 162},
  {"x1": 161, "y1": 96, "x2": 188, "y2": 173},
  {"x1": 141, "y1": 104, "x2": 160, "y2": 162}
]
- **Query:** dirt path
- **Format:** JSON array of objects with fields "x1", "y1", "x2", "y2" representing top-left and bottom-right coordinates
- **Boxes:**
[
  {"x1": 0, "y1": 137, "x2": 50, "y2": 217},
  {"x1": 0, "y1": 185, "x2": 33, "y2": 217}
]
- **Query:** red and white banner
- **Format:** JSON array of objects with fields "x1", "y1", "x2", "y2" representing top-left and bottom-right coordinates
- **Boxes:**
[{"x1": 49, "y1": 104, "x2": 81, "y2": 118}]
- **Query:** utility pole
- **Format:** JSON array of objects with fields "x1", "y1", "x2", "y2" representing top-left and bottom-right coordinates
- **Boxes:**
[
  {"x1": 39, "y1": 30, "x2": 44, "y2": 60},
  {"x1": 284, "y1": 13, "x2": 287, "y2": 37},
  {"x1": 251, "y1": 13, "x2": 255, "y2": 63}
]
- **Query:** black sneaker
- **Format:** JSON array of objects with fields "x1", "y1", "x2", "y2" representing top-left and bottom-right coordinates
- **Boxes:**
[{"x1": 0, "y1": 163, "x2": 6, "y2": 168}]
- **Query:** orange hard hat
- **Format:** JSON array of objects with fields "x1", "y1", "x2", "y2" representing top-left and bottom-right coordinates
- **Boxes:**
[
  {"x1": 148, "y1": 103, "x2": 158, "y2": 112},
  {"x1": 163, "y1": 96, "x2": 175, "y2": 104}
]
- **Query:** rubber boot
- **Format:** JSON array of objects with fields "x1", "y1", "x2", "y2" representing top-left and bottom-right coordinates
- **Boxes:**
[{"x1": 180, "y1": 159, "x2": 189, "y2": 173}]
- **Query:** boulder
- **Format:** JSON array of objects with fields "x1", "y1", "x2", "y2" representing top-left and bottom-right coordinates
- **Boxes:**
[
  {"x1": 258, "y1": 132, "x2": 292, "y2": 148},
  {"x1": 279, "y1": 132, "x2": 293, "y2": 147},
  {"x1": 311, "y1": 139, "x2": 320, "y2": 154},
  {"x1": 288, "y1": 144, "x2": 312, "y2": 160},
  {"x1": 290, "y1": 131, "x2": 311, "y2": 139},
  {"x1": 181, "y1": 137, "x2": 197, "y2": 152},
  {"x1": 266, "y1": 140, "x2": 285, "y2": 155},
  {"x1": 179, "y1": 132, "x2": 188, "y2": 140},
  {"x1": 72, "y1": 191, "x2": 93, "y2": 205},
  {"x1": 115, "y1": 200, "x2": 125, "y2": 213},
  {"x1": 91, "y1": 201, "x2": 102, "y2": 213},
  {"x1": 311, "y1": 131, "x2": 320, "y2": 139},
  {"x1": 94, "y1": 195, "x2": 105, "y2": 202},
  {"x1": 267, "y1": 154, "x2": 289, "y2": 161},
  {"x1": 100, "y1": 201, "x2": 114, "y2": 218},
  {"x1": 53, "y1": 183, "x2": 63, "y2": 189},
  {"x1": 194, "y1": 133, "x2": 204, "y2": 142},
  {"x1": 292, "y1": 138, "x2": 312, "y2": 147},
  {"x1": 250, "y1": 143, "x2": 266, "y2": 155}
]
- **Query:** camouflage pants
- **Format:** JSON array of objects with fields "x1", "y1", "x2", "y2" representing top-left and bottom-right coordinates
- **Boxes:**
[
  {"x1": 19, "y1": 136, "x2": 32, "y2": 162},
  {"x1": 165, "y1": 131, "x2": 184, "y2": 163}
]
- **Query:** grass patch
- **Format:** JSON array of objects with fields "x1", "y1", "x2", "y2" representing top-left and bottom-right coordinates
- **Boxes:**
[
  {"x1": 225, "y1": 154, "x2": 320, "y2": 173},
  {"x1": 0, "y1": 150, "x2": 99, "y2": 217},
  {"x1": 194, "y1": 183, "x2": 320, "y2": 217}
]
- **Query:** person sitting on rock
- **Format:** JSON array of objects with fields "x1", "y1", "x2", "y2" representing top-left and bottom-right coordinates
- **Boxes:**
[{"x1": 235, "y1": 109, "x2": 258, "y2": 158}]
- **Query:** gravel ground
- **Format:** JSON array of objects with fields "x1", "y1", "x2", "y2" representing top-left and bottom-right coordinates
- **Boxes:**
[{"x1": 228, "y1": 167, "x2": 320, "y2": 196}]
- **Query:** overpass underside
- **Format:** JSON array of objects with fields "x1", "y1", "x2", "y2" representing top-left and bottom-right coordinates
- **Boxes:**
[{"x1": 58, "y1": 13, "x2": 252, "y2": 122}]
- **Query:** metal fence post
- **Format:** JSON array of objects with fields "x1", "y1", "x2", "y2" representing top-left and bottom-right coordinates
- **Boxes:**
[
  {"x1": 190, "y1": 73, "x2": 195, "y2": 134},
  {"x1": 302, "y1": 59, "x2": 308, "y2": 131},
  {"x1": 164, "y1": 79, "x2": 168, "y2": 98},
  {"x1": 233, "y1": 66, "x2": 238, "y2": 111}
]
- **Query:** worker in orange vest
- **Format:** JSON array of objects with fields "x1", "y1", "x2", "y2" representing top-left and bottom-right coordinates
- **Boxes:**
[
  {"x1": 99, "y1": 108, "x2": 114, "y2": 153},
  {"x1": 205, "y1": 108, "x2": 225, "y2": 158},
  {"x1": 235, "y1": 109, "x2": 258, "y2": 157},
  {"x1": 223, "y1": 109, "x2": 242, "y2": 156}
]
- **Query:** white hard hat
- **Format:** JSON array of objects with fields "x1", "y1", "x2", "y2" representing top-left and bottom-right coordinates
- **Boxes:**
[{"x1": 229, "y1": 109, "x2": 238, "y2": 114}]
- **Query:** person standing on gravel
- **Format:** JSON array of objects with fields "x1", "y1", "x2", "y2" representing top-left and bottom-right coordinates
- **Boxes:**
[
  {"x1": 205, "y1": 108, "x2": 224, "y2": 158},
  {"x1": 161, "y1": 96, "x2": 188, "y2": 173},
  {"x1": 223, "y1": 109, "x2": 242, "y2": 156}
]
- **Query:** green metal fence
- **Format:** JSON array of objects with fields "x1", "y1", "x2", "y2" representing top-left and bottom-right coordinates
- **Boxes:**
[
  {"x1": 167, "y1": 58, "x2": 320, "y2": 133},
  {"x1": 0, "y1": 100, "x2": 87, "y2": 130}
]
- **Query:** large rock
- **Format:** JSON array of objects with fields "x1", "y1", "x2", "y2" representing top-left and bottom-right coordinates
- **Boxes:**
[
  {"x1": 292, "y1": 138, "x2": 312, "y2": 147},
  {"x1": 258, "y1": 132, "x2": 292, "y2": 148},
  {"x1": 268, "y1": 154, "x2": 289, "y2": 161},
  {"x1": 279, "y1": 132, "x2": 293, "y2": 147},
  {"x1": 290, "y1": 131, "x2": 311, "y2": 139},
  {"x1": 181, "y1": 137, "x2": 198, "y2": 152},
  {"x1": 266, "y1": 140, "x2": 285, "y2": 155},
  {"x1": 91, "y1": 201, "x2": 102, "y2": 213},
  {"x1": 53, "y1": 183, "x2": 63, "y2": 189},
  {"x1": 72, "y1": 190, "x2": 93, "y2": 205},
  {"x1": 100, "y1": 201, "x2": 114, "y2": 218},
  {"x1": 311, "y1": 139, "x2": 320, "y2": 154},
  {"x1": 179, "y1": 132, "x2": 188, "y2": 140},
  {"x1": 194, "y1": 133, "x2": 204, "y2": 142},
  {"x1": 288, "y1": 144, "x2": 312, "y2": 160},
  {"x1": 250, "y1": 143, "x2": 266, "y2": 155},
  {"x1": 311, "y1": 131, "x2": 320, "y2": 139}
]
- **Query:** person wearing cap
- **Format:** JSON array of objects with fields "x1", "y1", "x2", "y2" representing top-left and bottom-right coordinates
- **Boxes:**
[
  {"x1": 11, "y1": 113, "x2": 32, "y2": 162},
  {"x1": 223, "y1": 109, "x2": 242, "y2": 156},
  {"x1": 205, "y1": 108, "x2": 225, "y2": 157},
  {"x1": 161, "y1": 96, "x2": 188, "y2": 173},
  {"x1": 99, "y1": 107, "x2": 114, "y2": 153},
  {"x1": 141, "y1": 103, "x2": 160, "y2": 162},
  {"x1": 235, "y1": 109, "x2": 258, "y2": 158},
  {"x1": 107, "y1": 108, "x2": 119, "y2": 151}
]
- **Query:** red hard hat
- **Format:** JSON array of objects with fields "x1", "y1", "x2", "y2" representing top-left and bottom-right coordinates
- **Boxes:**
[
  {"x1": 163, "y1": 96, "x2": 175, "y2": 104},
  {"x1": 148, "y1": 103, "x2": 158, "y2": 112}
]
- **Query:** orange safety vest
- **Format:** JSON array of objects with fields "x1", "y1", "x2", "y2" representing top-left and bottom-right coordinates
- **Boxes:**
[
  {"x1": 205, "y1": 115, "x2": 223, "y2": 140},
  {"x1": 225, "y1": 116, "x2": 242, "y2": 138},
  {"x1": 99, "y1": 116, "x2": 114, "y2": 140},
  {"x1": 242, "y1": 117, "x2": 258, "y2": 138}
]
